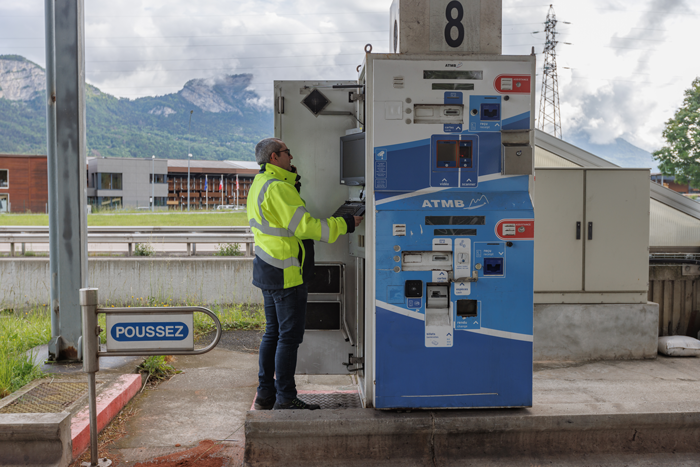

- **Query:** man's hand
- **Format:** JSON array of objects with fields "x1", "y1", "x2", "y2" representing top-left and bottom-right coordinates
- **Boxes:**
[{"x1": 353, "y1": 216, "x2": 363, "y2": 227}]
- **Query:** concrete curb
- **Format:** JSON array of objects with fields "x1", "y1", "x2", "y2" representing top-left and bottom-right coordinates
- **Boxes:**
[
  {"x1": 70, "y1": 374, "x2": 141, "y2": 460},
  {"x1": 245, "y1": 403, "x2": 700, "y2": 466},
  {"x1": 0, "y1": 412, "x2": 72, "y2": 467}
]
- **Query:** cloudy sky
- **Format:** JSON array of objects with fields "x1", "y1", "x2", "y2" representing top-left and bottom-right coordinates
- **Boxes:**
[{"x1": 0, "y1": 0, "x2": 697, "y2": 152}]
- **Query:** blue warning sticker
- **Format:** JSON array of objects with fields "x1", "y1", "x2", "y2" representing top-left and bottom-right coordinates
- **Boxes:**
[{"x1": 374, "y1": 148, "x2": 387, "y2": 160}]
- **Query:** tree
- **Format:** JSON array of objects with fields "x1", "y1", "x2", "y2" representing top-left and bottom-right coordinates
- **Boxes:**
[{"x1": 653, "y1": 78, "x2": 700, "y2": 188}]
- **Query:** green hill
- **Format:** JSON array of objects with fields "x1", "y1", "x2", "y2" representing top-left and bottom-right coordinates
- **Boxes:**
[{"x1": 0, "y1": 55, "x2": 272, "y2": 160}]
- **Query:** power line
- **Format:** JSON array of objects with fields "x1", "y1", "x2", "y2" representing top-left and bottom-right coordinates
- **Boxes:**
[
  {"x1": 87, "y1": 54, "x2": 365, "y2": 70},
  {"x1": 0, "y1": 30, "x2": 387, "y2": 40},
  {"x1": 87, "y1": 52, "x2": 365, "y2": 64},
  {"x1": 1, "y1": 11, "x2": 389, "y2": 19},
  {"x1": 91, "y1": 62, "x2": 363, "y2": 72},
  {"x1": 2, "y1": 39, "x2": 385, "y2": 50}
]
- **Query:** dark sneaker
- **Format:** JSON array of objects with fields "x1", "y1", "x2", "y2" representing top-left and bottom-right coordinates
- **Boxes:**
[
  {"x1": 253, "y1": 395, "x2": 276, "y2": 410},
  {"x1": 273, "y1": 398, "x2": 320, "y2": 410}
]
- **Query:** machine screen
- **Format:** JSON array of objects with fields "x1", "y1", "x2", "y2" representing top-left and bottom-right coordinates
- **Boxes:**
[
  {"x1": 340, "y1": 132, "x2": 365, "y2": 185},
  {"x1": 425, "y1": 216, "x2": 485, "y2": 225},
  {"x1": 432, "y1": 83, "x2": 475, "y2": 91},
  {"x1": 342, "y1": 138, "x2": 364, "y2": 178},
  {"x1": 423, "y1": 70, "x2": 483, "y2": 80},
  {"x1": 436, "y1": 141, "x2": 458, "y2": 168}
]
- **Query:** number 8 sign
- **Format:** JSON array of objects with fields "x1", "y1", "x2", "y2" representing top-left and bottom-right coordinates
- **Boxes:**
[{"x1": 429, "y1": 0, "x2": 478, "y2": 52}]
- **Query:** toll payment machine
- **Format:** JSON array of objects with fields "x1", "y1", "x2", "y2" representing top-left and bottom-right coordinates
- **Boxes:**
[{"x1": 273, "y1": 0, "x2": 535, "y2": 409}]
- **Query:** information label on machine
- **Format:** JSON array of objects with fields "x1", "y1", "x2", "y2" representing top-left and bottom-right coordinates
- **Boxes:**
[
  {"x1": 432, "y1": 271, "x2": 449, "y2": 283},
  {"x1": 453, "y1": 238, "x2": 471, "y2": 295},
  {"x1": 425, "y1": 303, "x2": 453, "y2": 348},
  {"x1": 407, "y1": 298, "x2": 422, "y2": 309},
  {"x1": 433, "y1": 238, "x2": 452, "y2": 251}
]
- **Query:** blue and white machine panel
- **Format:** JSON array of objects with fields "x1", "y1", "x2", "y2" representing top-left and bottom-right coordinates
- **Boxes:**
[{"x1": 370, "y1": 57, "x2": 534, "y2": 409}]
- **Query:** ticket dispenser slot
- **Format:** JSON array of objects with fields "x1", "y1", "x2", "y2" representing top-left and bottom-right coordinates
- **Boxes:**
[
  {"x1": 426, "y1": 284, "x2": 449, "y2": 309},
  {"x1": 426, "y1": 284, "x2": 450, "y2": 327},
  {"x1": 425, "y1": 283, "x2": 453, "y2": 347},
  {"x1": 402, "y1": 251, "x2": 453, "y2": 271}
]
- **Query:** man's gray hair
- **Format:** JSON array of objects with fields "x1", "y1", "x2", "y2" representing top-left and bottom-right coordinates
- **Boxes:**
[{"x1": 255, "y1": 138, "x2": 283, "y2": 165}]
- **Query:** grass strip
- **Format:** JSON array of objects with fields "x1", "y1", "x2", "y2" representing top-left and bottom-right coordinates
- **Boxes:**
[
  {"x1": 0, "y1": 308, "x2": 51, "y2": 398},
  {"x1": 96, "y1": 298, "x2": 264, "y2": 343},
  {"x1": 0, "y1": 212, "x2": 249, "y2": 227}
]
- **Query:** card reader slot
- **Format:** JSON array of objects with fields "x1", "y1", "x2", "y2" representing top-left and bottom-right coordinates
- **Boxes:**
[{"x1": 401, "y1": 251, "x2": 453, "y2": 271}]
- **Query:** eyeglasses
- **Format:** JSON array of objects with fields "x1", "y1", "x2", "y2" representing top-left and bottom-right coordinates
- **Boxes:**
[{"x1": 278, "y1": 149, "x2": 292, "y2": 157}]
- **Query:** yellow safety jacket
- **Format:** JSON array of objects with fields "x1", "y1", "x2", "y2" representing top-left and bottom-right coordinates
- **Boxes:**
[{"x1": 247, "y1": 163, "x2": 352, "y2": 290}]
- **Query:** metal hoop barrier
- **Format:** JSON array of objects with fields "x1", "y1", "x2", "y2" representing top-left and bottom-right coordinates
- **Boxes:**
[
  {"x1": 79, "y1": 288, "x2": 222, "y2": 467},
  {"x1": 95, "y1": 306, "x2": 222, "y2": 357}
]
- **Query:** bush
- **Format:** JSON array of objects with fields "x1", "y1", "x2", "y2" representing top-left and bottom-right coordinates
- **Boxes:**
[
  {"x1": 134, "y1": 243, "x2": 155, "y2": 256},
  {"x1": 215, "y1": 243, "x2": 243, "y2": 256},
  {"x1": 137, "y1": 355, "x2": 179, "y2": 383}
]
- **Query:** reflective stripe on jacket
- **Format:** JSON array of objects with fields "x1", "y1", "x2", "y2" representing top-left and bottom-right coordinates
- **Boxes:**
[{"x1": 247, "y1": 163, "x2": 351, "y2": 290}]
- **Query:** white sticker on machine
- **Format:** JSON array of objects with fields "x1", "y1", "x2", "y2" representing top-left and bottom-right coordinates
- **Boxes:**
[{"x1": 393, "y1": 224, "x2": 406, "y2": 236}]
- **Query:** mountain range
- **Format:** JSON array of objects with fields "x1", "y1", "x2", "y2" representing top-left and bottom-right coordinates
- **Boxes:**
[
  {"x1": 0, "y1": 54, "x2": 272, "y2": 161},
  {"x1": 0, "y1": 54, "x2": 658, "y2": 169}
]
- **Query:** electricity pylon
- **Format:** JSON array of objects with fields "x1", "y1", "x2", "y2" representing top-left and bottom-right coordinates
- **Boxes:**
[{"x1": 537, "y1": 4, "x2": 562, "y2": 139}]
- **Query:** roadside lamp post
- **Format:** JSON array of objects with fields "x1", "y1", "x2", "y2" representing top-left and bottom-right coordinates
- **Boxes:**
[
  {"x1": 187, "y1": 153, "x2": 192, "y2": 212},
  {"x1": 151, "y1": 155, "x2": 155, "y2": 212}
]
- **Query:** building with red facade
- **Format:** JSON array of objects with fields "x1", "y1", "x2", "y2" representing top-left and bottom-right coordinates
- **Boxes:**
[
  {"x1": 0, "y1": 154, "x2": 48, "y2": 213},
  {"x1": 0, "y1": 154, "x2": 258, "y2": 213}
]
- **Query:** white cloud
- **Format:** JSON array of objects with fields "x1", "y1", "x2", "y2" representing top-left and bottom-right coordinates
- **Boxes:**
[{"x1": 0, "y1": 0, "x2": 697, "y2": 152}]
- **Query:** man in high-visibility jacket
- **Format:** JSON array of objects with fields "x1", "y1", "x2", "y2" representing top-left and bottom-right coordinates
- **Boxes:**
[{"x1": 248, "y1": 138, "x2": 363, "y2": 410}]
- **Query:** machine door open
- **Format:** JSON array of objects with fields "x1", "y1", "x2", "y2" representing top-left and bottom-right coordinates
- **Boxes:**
[{"x1": 274, "y1": 81, "x2": 363, "y2": 375}]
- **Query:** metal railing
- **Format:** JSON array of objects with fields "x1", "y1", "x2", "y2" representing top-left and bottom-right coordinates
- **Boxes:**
[{"x1": 0, "y1": 226, "x2": 254, "y2": 257}]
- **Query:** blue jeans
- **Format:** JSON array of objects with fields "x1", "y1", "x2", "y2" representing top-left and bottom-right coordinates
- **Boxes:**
[{"x1": 258, "y1": 284, "x2": 308, "y2": 404}]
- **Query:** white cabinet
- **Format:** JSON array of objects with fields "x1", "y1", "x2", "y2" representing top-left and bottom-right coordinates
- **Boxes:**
[{"x1": 534, "y1": 168, "x2": 650, "y2": 302}]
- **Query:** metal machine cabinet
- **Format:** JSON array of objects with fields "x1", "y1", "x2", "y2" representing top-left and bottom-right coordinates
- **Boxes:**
[
  {"x1": 271, "y1": 0, "x2": 536, "y2": 410},
  {"x1": 273, "y1": 81, "x2": 361, "y2": 375},
  {"x1": 534, "y1": 168, "x2": 650, "y2": 303}
]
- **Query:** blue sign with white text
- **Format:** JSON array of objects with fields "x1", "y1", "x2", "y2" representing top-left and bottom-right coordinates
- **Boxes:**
[{"x1": 110, "y1": 322, "x2": 190, "y2": 341}]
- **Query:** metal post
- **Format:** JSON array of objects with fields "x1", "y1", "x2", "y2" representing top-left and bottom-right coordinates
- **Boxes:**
[
  {"x1": 80, "y1": 287, "x2": 110, "y2": 467},
  {"x1": 151, "y1": 155, "x2": 155, "y2": 212},
  {"x1": 52, "y1": 0, "x2": 88, "y2": 361},
  {"x1": 187, "y1": 154, "x2": 192, "y2": 212},
  {"x1": 45, "y1": 0, "x2": 60, "y2": 354},
  {"x1": 186, "y1": 110, "x2": 193, "y2": 213}
]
